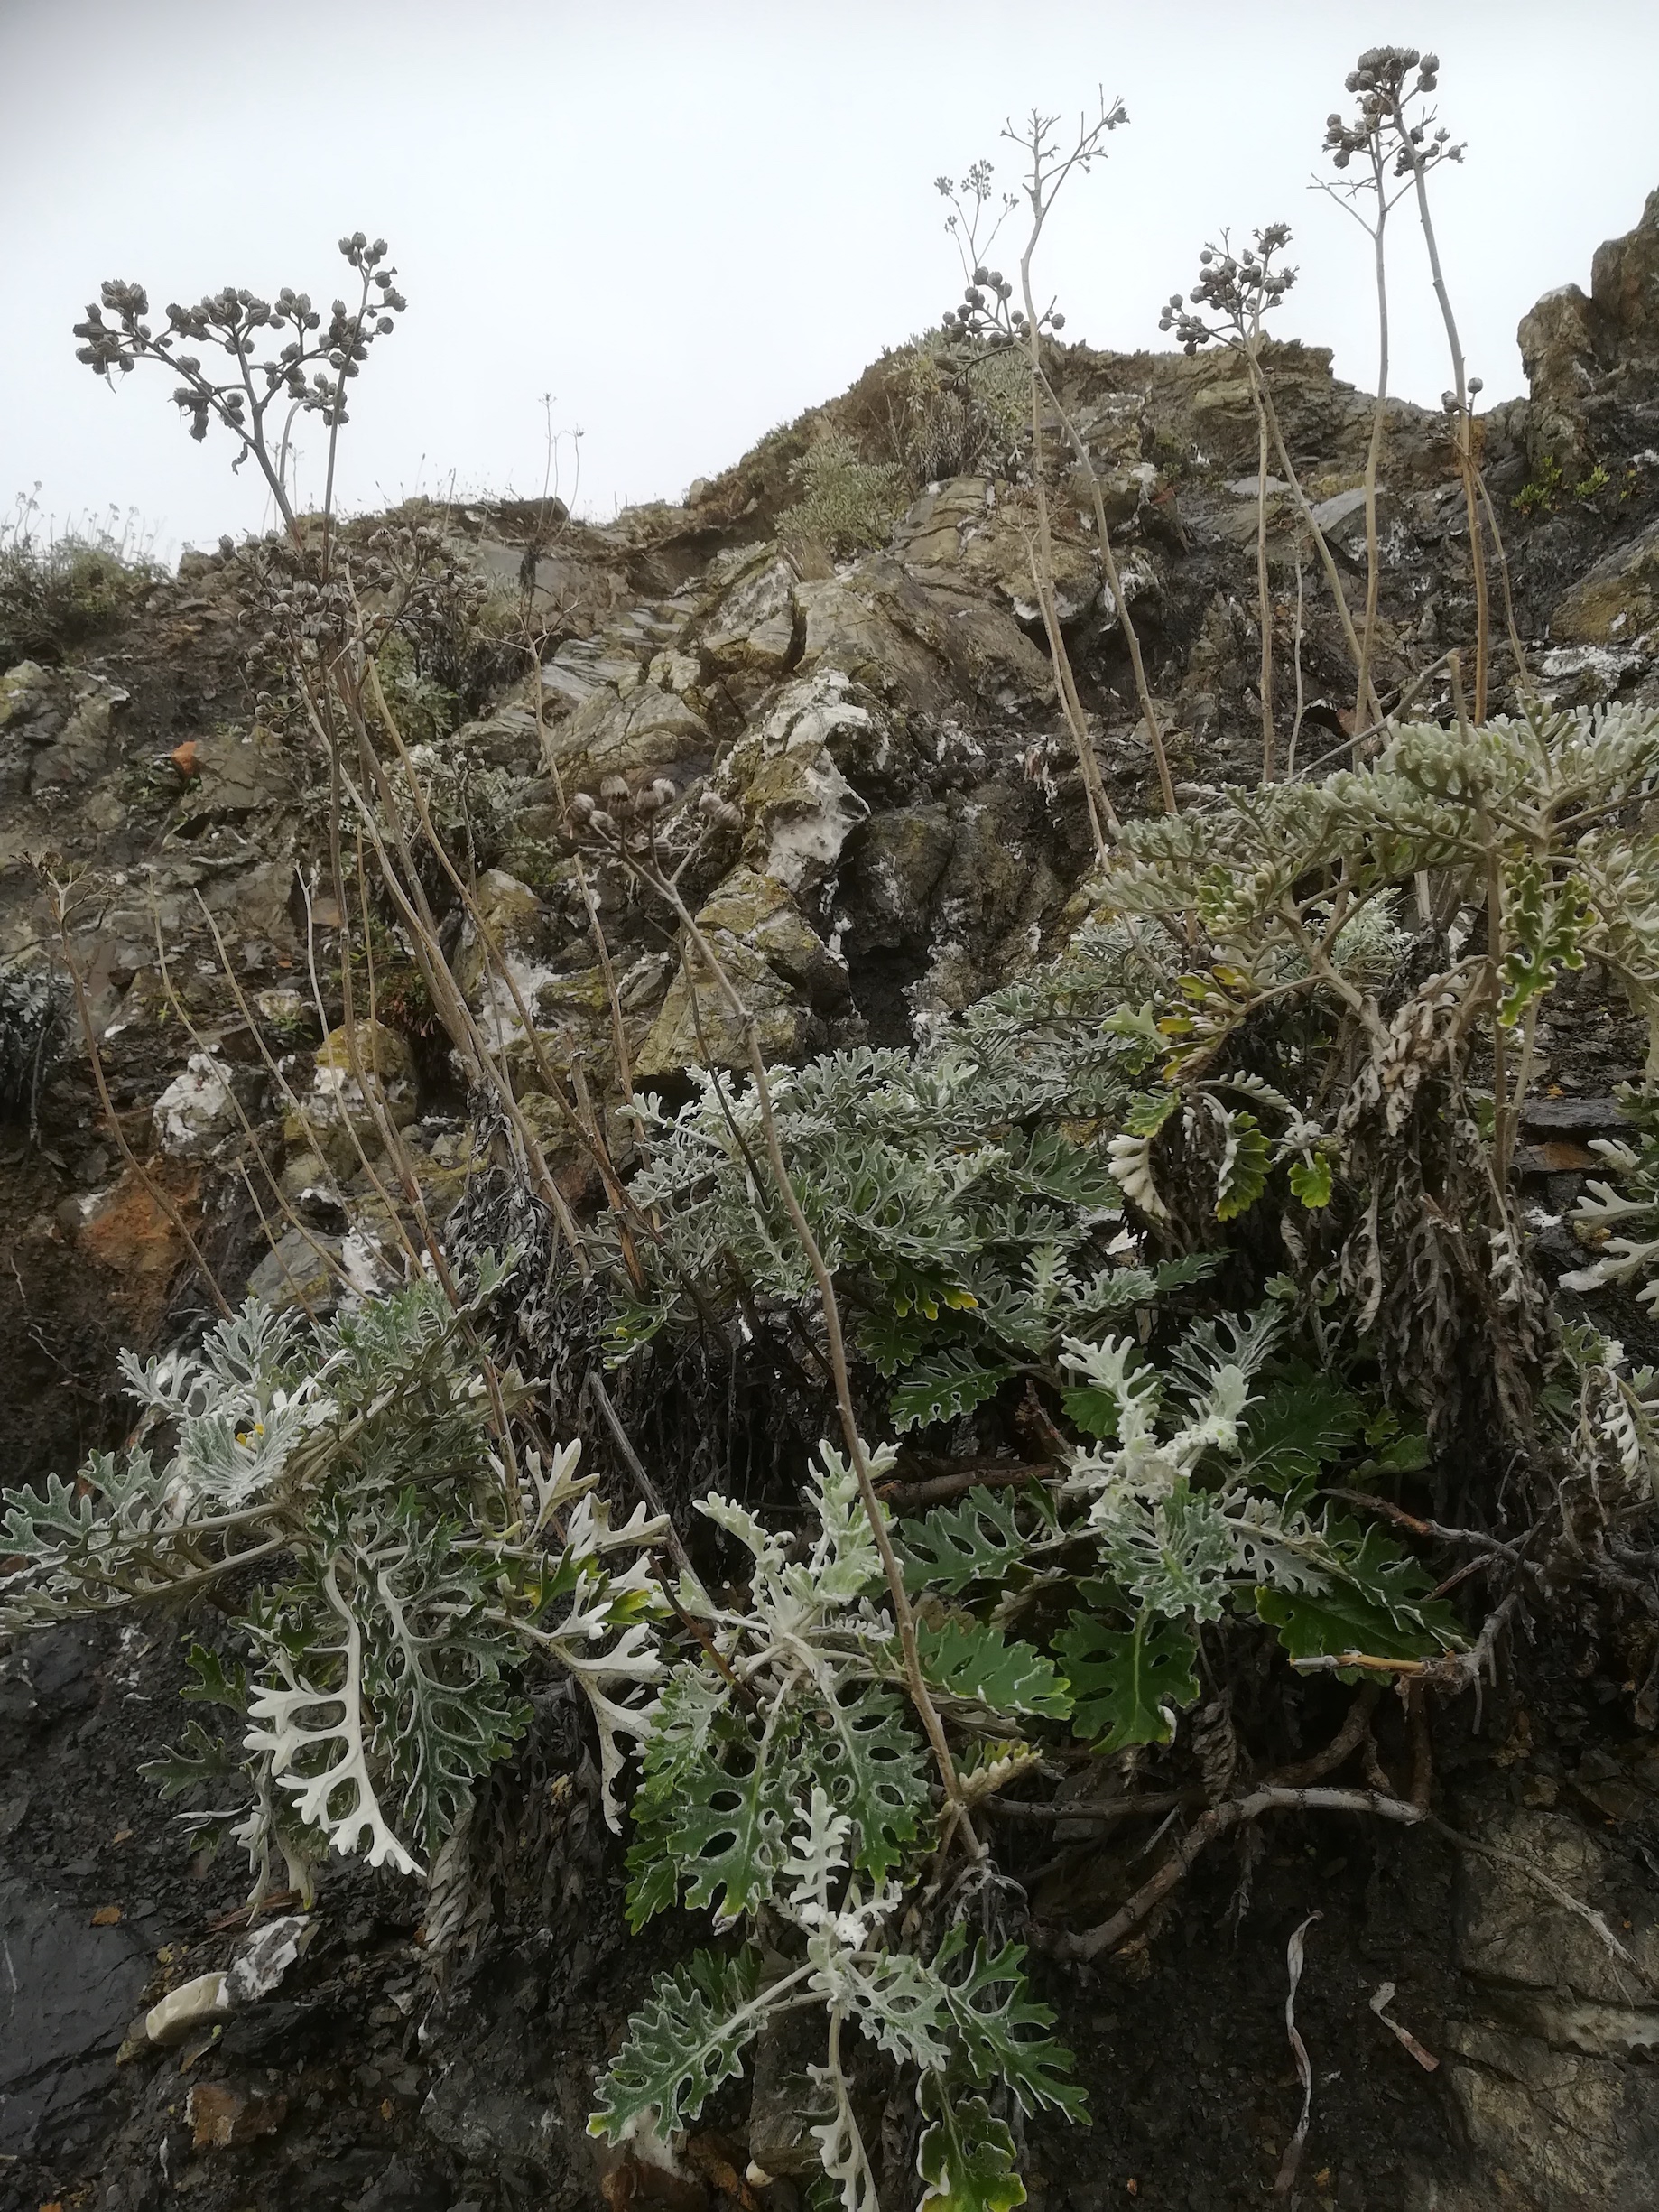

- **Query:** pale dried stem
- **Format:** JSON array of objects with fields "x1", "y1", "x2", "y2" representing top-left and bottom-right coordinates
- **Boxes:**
[
  {"x1": 1397, "y1": 111, "x2": 1489, "y2": 719},
  {"x1": 1032, "y1": 364, "x2": 1178, "y2": 813},
  {"x1": 630, "y1": 850, "x2": 973, "y2": 1836},
  {"x1": 1251, "y1": 363, "x2": 1382, "y2": 729},
  {"x1": 1019, "y1": 509, "x2": 1110, "y2": 856},
  {"x1": 1256, "y1": 388, "x2": 1276, "y2": 780},
  {"x1": 348, "y1": 827, "x2": 524, "y2": 1483},
  {"x1": 309, "y1": 648, "x2": 589, "y2": 1264}
]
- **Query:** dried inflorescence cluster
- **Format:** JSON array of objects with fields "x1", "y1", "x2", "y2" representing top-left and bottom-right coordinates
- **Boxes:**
[
  {"x1": 231, "y1": 518, "x2": 486, "y2": 695},
  {"x1": 940, "y1": 261, "x2": 1065, "y2": 350},
  {"x1": 569, "y1": 777, "x2": 739, "y2": 851},
  {"x1": 1322, "y1": 46, "x2": 1460, "y2": 177},
  {"x1": 72, "y1": 234, "x2": 405, "y2": 494},
  {"x1": 1159, "y1": 225, "x2": 1297, "y2": 357}
]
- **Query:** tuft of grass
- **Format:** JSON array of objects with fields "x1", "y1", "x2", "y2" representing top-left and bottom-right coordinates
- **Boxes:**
[{"x1": 0, "y1": 494, "x2": 162, "y2": 672}]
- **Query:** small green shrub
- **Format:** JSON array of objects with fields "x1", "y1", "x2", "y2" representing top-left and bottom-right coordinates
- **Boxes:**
[
  {"x1": 1514, "y1": 455, "x2": 1613, "y2": 516},
  {"x1": 871, "y1": 337, "x2": 1030, "y2": 485},
  {"x1": 0, "y1": 1261, "x2": 665, "y2": 1897},
  {"x1": 778, "y1": 430, "x2": 909, "y2": 560}
]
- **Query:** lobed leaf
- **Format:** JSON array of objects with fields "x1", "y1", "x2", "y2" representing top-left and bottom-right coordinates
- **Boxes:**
[
  {"x1": 589, "y1": 1947, "x2": 767, "y2": 2143},
  {"x1": 913, "y1": 1614, "x2": 1072, "y2": 1720},
  {"x1": 1053, "y1": 1606, "x2": 1200, "y2": 1752},
  {"x1": 891, "y1": 1349, "x2": 1016, "y2": 1436}
]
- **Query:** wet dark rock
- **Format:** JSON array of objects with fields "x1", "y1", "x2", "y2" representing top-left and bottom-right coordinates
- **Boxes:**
[
  {"x1": 0, "y1": 1874, "x2": 151, "y2": 2163},
  {"x1": 1519, "y1": 1095, "x2": 1629, "y2": 1135}
]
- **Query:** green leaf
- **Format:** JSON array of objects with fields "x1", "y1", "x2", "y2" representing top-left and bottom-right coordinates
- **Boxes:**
[
  {"x1": 625, "y1": 1662, "x2": 731, "y2": 1929},
  {"x1": 1329, "y1": 1516, "x2": 1462, "y2": 1642},
  {"x1": 1060, "y1": 1385, "x2": 1119, "y2": 1439},
  {"x1": 1354, "y1": 1431, "x2": 1430, "y2": 1478},
  {"x1": 1152, "y1": 1251, "x2": 1226, "y2": 1293},
  {"x1": 891, "y1": 1350, "x2": 1015, "y2": 1436},
  {"x1": 1010, "y1": 1125, "x2": 1124, "y2": 1213},
  {"x1": 917, "y1": 2084, "x2": 1025, "y2": 2212},
  {"x1": 1497, "y1": 860, "x2": 1592, "y2": 1026},
  {"x1": 662, "y1": 1707, "x2": 801, "y2": 1925},
  {"x1": 359, "y1": 1523, "x2": 533, "y2": 1859},
  {"x1": 180, "y1": 1642, "x2": 249, "y2": 1713},
  {"x1": 1215, "y1": 1109, "x2": 1272, "y2": 1221},
  {"x1": 839, "y1": 1948, "x2": 951, "y2": 2069},
  {"x1": 1287, "y1": 1152, "x2": 1333, "y2": 1208},
  {"x1": 1253, "y1": 1517, "x2": 1459, "y2": 1669},
  {"x1": 895, "y1": 1492, "x2": 1038, "y2": 1596},
  {"x1": 913, "y1": 1615, "x2": 1072, "y2": 1720},
  {"x1": 1240, "y1": 1373, "x2": 1367, "y2": 1491},
  {"x1": 858, "y1": 1304, "x2": 934, "y2": 1378},
  {"x1": 870, "y1": 1259, "x2": 982, "y2": 1323},
  {"x1": 1097, "y1": 1486, "x2": 1233, "y2": 1622},
  {"x1": 807, "y1": 1679, "x2": 931, "y2": 1883},
  {"x1": 589, "y1": 1947, "x2": 766, "y2": 2143},
  {"x1": 140, "y1": 1716, "x2": 239, "y2": 1798},
  {"x1": 932, "y1": 1929, "x2": 1088, "y2": 2122},
  {"x1": 1123, "y1": 1089, "x2": 1179, "y2": 1138},
  {"x1": 1254, "y1": 1583, "x2": 1442, "y2": 1668},
  {"x1": 1052, "y1": 1609, "x2": 1200, "y2": 1752}
]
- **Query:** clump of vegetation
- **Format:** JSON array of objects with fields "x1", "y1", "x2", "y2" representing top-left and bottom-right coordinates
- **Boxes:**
[
  {"x1": 1514, "y1": 454, "x2": 1614, "y2": 516},
  {"x1": 778, "y1": 428, "x2": 910, "y2": 561},
  {"x1": 875, "y1": 335, "x2": 1030, "y2": 484},
  {"x1": 0, "y1": 494, "x2": 162, "y2": 672},
  {"x1": 0, "y1": 962, "x2": 60, "y2": 1124},
  {"x1": 18, "y1": 46, "x2": 1659, "y2": 2212},
  {"x1": 0, "y1": 1261, "x2": 664, "y2": 1895}
]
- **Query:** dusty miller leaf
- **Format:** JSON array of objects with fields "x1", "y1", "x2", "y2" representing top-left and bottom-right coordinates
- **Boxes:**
[
  {"x1": 892, "y1": 1350, "x2": 1015, "y2": 1436},
  {"x1": 1287, "y1": 1152, "x2": 1333, "y2": 1208},
  {"x1": 589, "y1": 1947, "x2": 766, "y2": 2142},
  {"x1": 917, "y1": 2084, "x2": 1025, "y2": 2212},
  {"x1": 806, "y1": 1678, "x2": 931, "y2": 1883},
  {"x1": 913, "y1": 1615, "x2": 1072, "y2": 1720},
  {"x1": 1052, "y1": 1607, "x2": 1200, "y2": 1752},
  {"x1": 659, "y1": 1705, "x2": 802, "y2": 1927},
  {"x1": 932, "y1": 1928, "x2": 1088, "y2": 2121},
  {"x1": 896, "y1": 1492, "x2": 1039, "y2": 1596},
  {"x1": 1239, "y1": 1373, "x2": 1366, "y2": 1490},
  {"x1": 1214, "y1": 1108, "x2": 1272, "y2": 1222}
]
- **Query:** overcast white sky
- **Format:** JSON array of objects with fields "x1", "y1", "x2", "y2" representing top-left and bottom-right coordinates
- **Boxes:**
[{"x1": 3, "y1": 0, "x2": 1655, "y2": 561}]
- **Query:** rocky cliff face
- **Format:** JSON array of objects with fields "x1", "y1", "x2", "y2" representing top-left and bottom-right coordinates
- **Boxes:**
[{"x1": 4, "y1": 193, "x2": 1659, "y2": 2212}]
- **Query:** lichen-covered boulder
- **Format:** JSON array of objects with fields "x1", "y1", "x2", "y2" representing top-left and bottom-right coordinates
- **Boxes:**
[
  {"x1": 696, "y1": 867, "x2": 848, "y2": 1003},
  {"x1": 635, "y1": 869, "x2": 839, "y2": 1077},
  {"x1": 151, "y1": 1052, "x2": 238, "y2": 1160},
  {"x1": 454, "y1": 869, "x2": 547, "y2": 1003},
  {"x1": 635, "y1": 929, "x2": 819, "y2": 1076},
  {"x1": 699, "y1": 549, "x2": 800, "y2": 674},
  {"x1": 284, "y1": 1018, "x2": 417, "y2": 1175},
  {"x1": 726, "y1": 671, "x2": 874, "y2": 893},
  {"x1": 1551, "y1": 515, "x2": 1659, "y2": 648}
]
